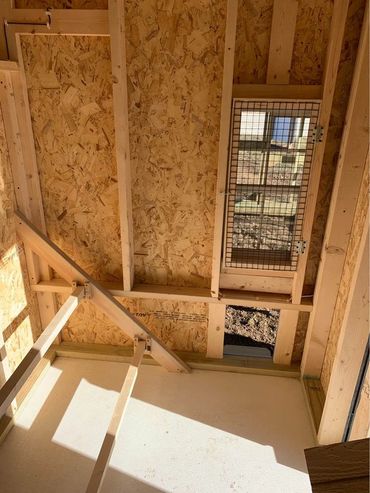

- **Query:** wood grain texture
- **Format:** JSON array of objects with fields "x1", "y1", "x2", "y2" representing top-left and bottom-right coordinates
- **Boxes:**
[
  {"x1": 0, "y1": 106, "x2": 42, "y2": 375},
  {"x1": 20, "y1": 35, "x2": 122, "y2": 283},
  {"x1": 305, "y1": 438, "x2": 370, "y2": 484},
  {"x1": 304, "y1": 0, "x2": 366, "y2": 286},
  {"x1": 234, "y1": 0, "x2": 273, "y2": 84},
  {"x1": 321, "y1": 167, "x2": 369, "y2": 393},
  {"x1": 14, "y1": 0, "x2": 107, "y2": 7},
  {"x1": 126, "y1": 0, "x2": 225, "y2": 288}
]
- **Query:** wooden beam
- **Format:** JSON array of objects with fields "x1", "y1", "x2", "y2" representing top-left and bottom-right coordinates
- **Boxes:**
[
  {"x1": 30, "y1": 279, "x2": 314, "y2": 312},
  {"x1": 317, "y1": 224, "x2": 368, "y2": 445},
  {"x1": 210, "y1": 0, "x2": 238, "y2": 298},
  {"x1": 232, "y1": 84, "x2": 322, "y2": 100},
  {"x1": 275, "y1": 0, "x2": 350, "y2": 365},
  {"x1": 267, "y1": 0, "x2": 299, "y2": 84},
  {"x1": 108, "y1": 0, "x2": 134, "y2": 291},
  {"x1": 3, "y1": 8, "x2": 109, "y2": 60},
  {"x1": 86, "y1": 340, "x2": 145, "y2": 493},
  {"x1": 301, "y1": 8, "x2": 369, "y2": 377},
  {"x1": 0, "y1": 288, "x2": 83, "y2": 418},
  {"x1": 273, "y1": 310, "x2": 299, "y2": 365},
  {"x1": 0, "y1": 59, "x2": 58, "y2": 328},
  {"x1": 15, "y1": 211, "x2": 190, "y2": 374},
  {"x1": 56, "y1": 342, "x2": 301, "y2": 378},
  {"x1": 206, "y1": 304, "x2": 226, "y2": 358},
  {"x1": 291, "y1": 0, "x2": 350, "y2": 306}
]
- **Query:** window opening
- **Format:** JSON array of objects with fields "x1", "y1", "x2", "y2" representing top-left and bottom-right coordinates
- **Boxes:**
[
  {"x1": 224, "y1": 305, "x2": 279, "y2": 358},
  {"x1": 224, "y1": 100, "x2": 320, "y2": 271}
]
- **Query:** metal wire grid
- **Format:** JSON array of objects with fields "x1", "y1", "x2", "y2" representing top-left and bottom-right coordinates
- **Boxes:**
[{"x1": 224, "y1": 100, "x2": 320, "y2": 271}]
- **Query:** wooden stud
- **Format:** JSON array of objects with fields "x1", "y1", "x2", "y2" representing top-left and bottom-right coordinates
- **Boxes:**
[
  {"x1": 210, "y1": 0, "x2": 238, "y2": 298},
  {"x1": 317, "y1": 222, "x2": 368, "y2": 445},
  {"x1": 30, "y1": 279, "x2": 314, "y2": 312},
  {"x1": 86, "y1": 340, "x2": 146, "y2": 493},
  {"x1": 273, "y1": 310, "x2": 299, "y2": 365},
  {"x1": 301, "y1": 8, "x2": 369, "y2": 377},
  {"x1": 0, "y1": 61, "x2": 58, "y2": 328},
  {"x1": 108, "y1": 0, "x2": 134, "y2": 291},
  {"x1": 232, "y1": 84, "x2": 322, "y2": 100},
  {"x1": 0, "y1": 288, "x2": 83, "y2": 418},
  {"x1": 206, "y1": 304, "x2": 226, "y2": 359},
  {"x1": 274, "y1": 0, "x2": 350, "y2": 364},
  {"x1": 267, "y1": 0, "x2": 299, "y2": 84},
  {"x1": 291, "y1": 0, "x2": 350, "y2": 306},
  {"x1": 15, "y1": 211, "x2": 191, "y2": 374}
]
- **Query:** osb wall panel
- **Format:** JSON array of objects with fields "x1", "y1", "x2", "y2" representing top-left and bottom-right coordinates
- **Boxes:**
[
  {"x1": 290, "y1": 0, "x2": 332, "y2": 85},
  {"x1": 320, "y1": 167, "x2": 369, "y2": 394},
  {"x1": 233, "y1": 0, "x2": 273, "y2": 84},
  {"x1": 21, "y1": 35, "x2": 122, "y2": 283},
  {"x1": 61, "y1": 297, "x2": 208, "y2": 352},
  {"x1": 305, "y1": 0, "x2": 366, "y2": 286},
  {"x1": 126, "y1": 0, "x2": 225, "y2": 288},
  {"x1": 349, "y1": 364, "x2": 369, "y2": 440},
  {"x1": 0, "y1": 108, "x2": 42, "y2": 374},
  {"x1": 15, "y1": 0, "x2": 107, "y2": 8}
]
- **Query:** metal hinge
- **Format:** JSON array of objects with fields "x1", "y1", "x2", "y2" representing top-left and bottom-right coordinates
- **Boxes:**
[
  {"x1": 312, "y1": 125, "x2": 324, "y2": 143},
  {"x1": 295, "y1": 240, "x2": 307, "y2": 255},
  {"x1": 134, "y1": 336, "x2": 152, "y2": 354}
]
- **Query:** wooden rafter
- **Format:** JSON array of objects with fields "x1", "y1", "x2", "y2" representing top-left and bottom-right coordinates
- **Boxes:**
[
  {"x1": 86, "y1": 340, "x2": 146, "y2": 493},
  {"x1": 15, "y1": 211, "x2": 190, "y2": 374},
  {"x1": 301, "y1": 8, "x2": 369, "y2": 377},
  {"x1": 274, "y1": 0, "x2": 350, "y2": 365},
  {"x1": 0, "y1": 287, "x2": 84, "y2": 418},
  {"x1": 108, "y1": 0, "x2": 134, "y2": 291},
  {"x1": 267, "y1": 0, "x2": 299, "y2": 84}
]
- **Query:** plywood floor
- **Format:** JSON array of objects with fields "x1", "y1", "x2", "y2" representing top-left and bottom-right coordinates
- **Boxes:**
[{"x1": 0, "y1": 357, "x2": 315, "y2": 492}]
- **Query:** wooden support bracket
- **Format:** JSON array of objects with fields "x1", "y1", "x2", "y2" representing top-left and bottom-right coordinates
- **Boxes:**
[{"x1": 15, "y1": 210, "x2": 190, "y2": 374}]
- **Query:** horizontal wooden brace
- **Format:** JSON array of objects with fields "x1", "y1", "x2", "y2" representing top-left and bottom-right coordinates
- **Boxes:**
[
  {"x1": 15, "y1": 210, "x2": 190, "y2": 374},
  {"x1": 232, "y1": 84, "x2": 323, "y2": 100},
  {"x1": 31, "y1": 279, "x2": 313, "y2": 312}
]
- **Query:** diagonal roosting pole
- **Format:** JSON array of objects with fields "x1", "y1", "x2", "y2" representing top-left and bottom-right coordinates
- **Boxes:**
[{"x1": 15, "y1": 210, "x2": 191, "y2": 374}]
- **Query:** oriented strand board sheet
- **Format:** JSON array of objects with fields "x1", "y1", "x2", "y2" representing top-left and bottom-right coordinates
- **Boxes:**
[
  {"x1": 20, "y1": 35, "x2": 122, "y2": 283},
  {"x1": 290, "y1": 0, "x2": 332, "y2": 84},
  {"x1": 305, "y1": 0, "x2": 366, "y2": 286},
  {"x1": 61, "y1": 297, "x2": 208, "y2": 353},
  {"x1": 15, "y1": 0, "x2": 107, "y2": 7},
  {"x1": 0, "y1": 108, "x2": 42, "y2": 374},
  {"x1": 126, "y1": 0, "x2": 225, "y2": 288},
  {"x1": 234, "y1": 0, "x2": 273, "y2": 84},
  {"x1": 320, "y1": 168, "x2": 369, "y2": 393}
]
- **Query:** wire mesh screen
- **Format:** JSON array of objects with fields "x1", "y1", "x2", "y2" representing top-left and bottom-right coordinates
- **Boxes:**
[{"x1": 224, "y1": 100, "x2": 320, "y2": 271}]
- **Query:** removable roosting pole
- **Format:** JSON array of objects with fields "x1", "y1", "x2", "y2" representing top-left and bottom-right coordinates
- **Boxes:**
[
  {"x1": 0, "y1": 286, "x2": 84, "y2": 417},
  {"x1": 86, "y1": 338, "x2": 148, "y2": 493}
]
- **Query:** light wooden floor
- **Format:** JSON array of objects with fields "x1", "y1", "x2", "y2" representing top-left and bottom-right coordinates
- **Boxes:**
[{"x1": 0, "y1": 357, "x2": 315, "y2": 492}]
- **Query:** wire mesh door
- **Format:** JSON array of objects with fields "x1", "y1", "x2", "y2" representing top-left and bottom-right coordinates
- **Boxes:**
[{"x1": 224, "y1": 99, "x2": 320, "y2": 271}]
